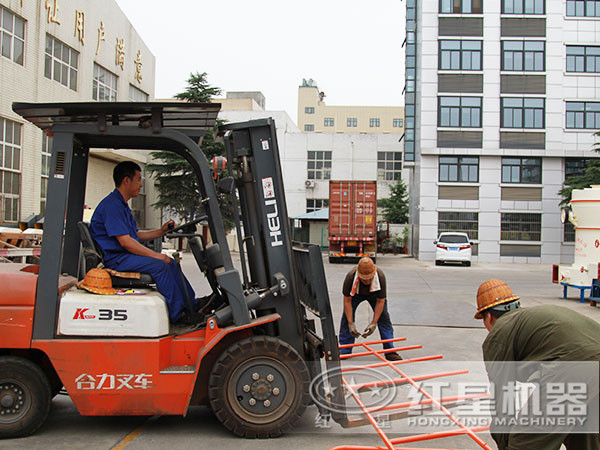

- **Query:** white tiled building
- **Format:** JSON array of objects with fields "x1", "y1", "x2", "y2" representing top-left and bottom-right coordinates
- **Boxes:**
[
  {"x1": 217, "y1": 91, "x2": 407, "y2": 219},
  {"x1": 406, "y1": 0, "x2": 600, "y2": 264},
  {"x1": 0, "y1": 0, "x2": 157, "y2": 227}
]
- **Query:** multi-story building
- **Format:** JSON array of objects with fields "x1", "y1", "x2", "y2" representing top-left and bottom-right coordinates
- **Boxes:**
[
  {"x1": 407, "y1": 0, "x2": 600, "y2": 264},
  {"x1": 0, "y1": 0, "x2": 157, "y2": 227},
  {"x1": 218, "y1": 90, "x2": 407, "y2": 219},
  {"x1": 297, "y1": 79, "x2": 406, "y2": 135}
]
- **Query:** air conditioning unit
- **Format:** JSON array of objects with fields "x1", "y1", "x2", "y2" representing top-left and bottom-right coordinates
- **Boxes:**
[{"x1": 305, "y1": 180, "x2": 315, "y2": 188}]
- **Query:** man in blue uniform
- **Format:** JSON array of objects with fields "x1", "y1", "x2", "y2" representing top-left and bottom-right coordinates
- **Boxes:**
[{"x1": 90, "y1": 161, "x2": 195, "y2": 322}]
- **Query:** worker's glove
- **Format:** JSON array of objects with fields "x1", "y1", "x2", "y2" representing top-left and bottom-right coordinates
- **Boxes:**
[
  {"x1": 362, "y1": 322, "x2": 377, "y2": 338},
  {"x1": 348, "y1": 322, "x2": 361, "y2": 338}
]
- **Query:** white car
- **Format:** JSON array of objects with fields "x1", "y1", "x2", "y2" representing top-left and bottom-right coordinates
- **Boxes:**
[{"x1": 434, "y1": 232, "x2": 472, "y2": 266}]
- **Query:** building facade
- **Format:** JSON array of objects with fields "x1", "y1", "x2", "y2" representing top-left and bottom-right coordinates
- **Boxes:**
[
  {"x1": 219, "y1": 91, "x2": 407, "y2": 219},
  {"x1": 407, "y1": 0, "x2": 600, "y2": 264},
  {"x1": 0, "y1": 0, "x2": 157, "y2": 227},
  {"x1": 297, "y1": 80, "x2": 406, "y2": 135}
]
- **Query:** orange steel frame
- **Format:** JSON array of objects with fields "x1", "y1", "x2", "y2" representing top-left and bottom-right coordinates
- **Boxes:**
[{"x1": 331, "y1": 337, "x2": 492, "y2": 450}]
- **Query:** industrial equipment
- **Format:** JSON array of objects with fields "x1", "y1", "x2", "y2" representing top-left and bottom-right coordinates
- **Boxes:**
[{"x1": 553, "y1": 185, "x2": 600, "y2": 305}]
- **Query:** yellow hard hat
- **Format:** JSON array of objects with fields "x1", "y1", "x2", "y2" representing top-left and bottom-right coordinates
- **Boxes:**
[
  {"x1": 79, "y1": 268, "x2": 116, "y2": 295},
  {"x1": 474, "y1": 278, "x2": 520, "y2": 319}
]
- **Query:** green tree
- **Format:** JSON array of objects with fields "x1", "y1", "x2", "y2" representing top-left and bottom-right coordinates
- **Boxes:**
[
  {"x1": 379, "y1": 179, "x2": 409, "y2": 223},
  {"x1": 559, "y1": 131, "x2": 600, "y2": 206},
  {"x1": 146, "y1": 72, "x2": 234, "y2": 229},
  {"x1": 174, "y1": 72, "x2": 221, "y2": 102}
]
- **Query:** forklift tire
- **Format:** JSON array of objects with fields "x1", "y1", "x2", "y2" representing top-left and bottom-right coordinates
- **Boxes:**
[
  {"x1": 208, "y1": 336, "x2": 310, "y2": 438},
  {"x1": 0, "y1": 356, "x2": 51, "y2": 439}
]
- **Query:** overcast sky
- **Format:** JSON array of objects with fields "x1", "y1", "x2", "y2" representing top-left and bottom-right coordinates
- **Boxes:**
[{"x1": 116, "y1": 0, "x2": 405, "y2": 122}]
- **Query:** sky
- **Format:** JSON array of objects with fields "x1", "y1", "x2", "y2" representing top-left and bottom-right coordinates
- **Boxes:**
[{"x1": 115, "y1": 0, "x2": 405, "y2": 123}]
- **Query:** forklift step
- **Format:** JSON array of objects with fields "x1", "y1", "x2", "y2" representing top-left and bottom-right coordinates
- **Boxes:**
[{"x1": 159, "y1": 365, "x2": 195, "y2": 374}]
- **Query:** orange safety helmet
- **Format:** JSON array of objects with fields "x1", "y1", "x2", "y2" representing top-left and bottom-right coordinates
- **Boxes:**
[
  {"x1": 474, "y1": 278, "x2": 520, "y2": 319},
  {"x1": 79, "y1": 268, "x2": 116, "y2": 295},
  {"x1": 357, "y1": 257, "x2": 377, "y2": 281}
]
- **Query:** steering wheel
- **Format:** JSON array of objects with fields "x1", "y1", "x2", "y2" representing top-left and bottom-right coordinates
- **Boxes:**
[{"x1": 165, "y1": 215, "x2": 207, "y2": 238}]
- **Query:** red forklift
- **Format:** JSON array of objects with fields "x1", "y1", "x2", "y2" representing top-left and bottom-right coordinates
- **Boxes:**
[{"x1": 0, "y1": 103, "x2": 346, "y2": 438}]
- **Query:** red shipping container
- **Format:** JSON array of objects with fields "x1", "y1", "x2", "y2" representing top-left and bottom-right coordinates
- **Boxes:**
[{"x1": 328, "y1": 180, "x2": 377, "y2": 261}]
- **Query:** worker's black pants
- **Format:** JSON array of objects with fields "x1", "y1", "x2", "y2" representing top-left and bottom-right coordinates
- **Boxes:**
[{"x1": 338, "y1": 294, "x2": 394, "y2": 355}]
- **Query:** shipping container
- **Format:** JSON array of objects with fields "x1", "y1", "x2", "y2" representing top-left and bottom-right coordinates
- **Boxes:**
[{"x1": 328, "y1": 180, "x2": 377, "y2": 263}]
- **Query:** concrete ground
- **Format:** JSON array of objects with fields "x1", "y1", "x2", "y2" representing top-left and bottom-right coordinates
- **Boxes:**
[{"x1": 3, "y1": 255, "x2": 598, "y2": 450}]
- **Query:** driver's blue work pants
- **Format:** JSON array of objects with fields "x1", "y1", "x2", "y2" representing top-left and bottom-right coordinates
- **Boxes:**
[{"x1": 109, "y1": 254, "x2": 195, "y2": 322}]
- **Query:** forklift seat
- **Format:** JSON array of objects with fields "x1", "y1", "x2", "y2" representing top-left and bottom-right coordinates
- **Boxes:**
[{"x1": 77, "y1": 221, "x2": 155, "y2": 288}]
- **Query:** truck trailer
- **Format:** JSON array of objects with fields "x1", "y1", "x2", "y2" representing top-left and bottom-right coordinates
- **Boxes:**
[{"x1": 328, "y1": 180, "x2": 377, "y2": 263}]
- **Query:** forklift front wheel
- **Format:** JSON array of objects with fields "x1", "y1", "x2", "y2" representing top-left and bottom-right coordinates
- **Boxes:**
[
  {"x1": 208, "y1": 336, "x2": 310, "y2": 438},
  {"x1": 0, "y1": 356, "x2": 51, "y2": 439}
]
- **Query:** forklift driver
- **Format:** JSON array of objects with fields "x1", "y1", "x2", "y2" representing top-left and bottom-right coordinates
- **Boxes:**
[{"x1": 90, "y1": 161, "x2": 196, "y2": 323}]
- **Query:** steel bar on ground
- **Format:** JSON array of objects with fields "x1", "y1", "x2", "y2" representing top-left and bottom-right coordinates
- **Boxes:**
[
  {"x1": 340, "y1": 345, "x2": 421, "y2": 360},
  {"x1": 341, "y1": 355, "x2": 443, "y2": 373},
  {"x1": 339, "y1": 337, "x2": 407, "y2": 349},
  {"x1": 347, "y1": 369, "x2": 469, "y2": 391},
  {"x1": 365, "y1": 392, "x2": 490, "y2": 414}
]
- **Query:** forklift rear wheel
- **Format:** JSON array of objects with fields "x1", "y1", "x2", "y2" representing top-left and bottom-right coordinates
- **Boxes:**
[
  {"x1": 0, "y1": 356, "x2": 51, "y2": 439},
  {"x1": 208, "y1": 336, "x2": 310, "y2": 438}
]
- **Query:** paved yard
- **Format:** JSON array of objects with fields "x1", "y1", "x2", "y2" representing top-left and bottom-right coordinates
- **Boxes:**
[{"x1": 2, "y1": 255, "x2": 597, "y2": 450}]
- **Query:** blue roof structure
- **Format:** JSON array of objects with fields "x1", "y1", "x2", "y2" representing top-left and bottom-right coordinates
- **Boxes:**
[{"x1": 293, "y1": 208, "x2": 329, "y2": 220}]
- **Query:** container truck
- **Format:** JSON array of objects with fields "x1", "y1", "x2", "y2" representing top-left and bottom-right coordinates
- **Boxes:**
[{"x1": 328, "y1": 180, "x2": 377, "y2": 263}]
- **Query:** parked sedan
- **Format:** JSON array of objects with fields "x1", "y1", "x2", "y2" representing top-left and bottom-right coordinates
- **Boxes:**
[{"x1": 434, "y1": 232, "x2": 472, "y2": 266}]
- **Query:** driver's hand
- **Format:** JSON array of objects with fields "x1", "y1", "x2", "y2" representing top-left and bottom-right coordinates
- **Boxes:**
[
  {"x1": 161, "y1": 220, "x2": 175, "y2": 235},
  {"x1": 157, "y1": 253, "x2": 172, "y2": 264}
]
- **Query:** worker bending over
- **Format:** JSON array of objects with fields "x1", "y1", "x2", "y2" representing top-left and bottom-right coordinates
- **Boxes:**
[
  {"x1": 90, "y1": 161, "x2": 195, "y2": 322},
  {"x1": 475, "y1": 278, "x2": 600, "y2": 450},
  {"x1": 338, "y1": 257, "x2": 401, "y2": 361}
]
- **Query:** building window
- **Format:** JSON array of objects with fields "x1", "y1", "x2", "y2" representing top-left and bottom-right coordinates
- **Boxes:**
[
  {"x1": 44, "y1": 35, "x2": 78, "y2": 91},
  {"x1": 377, "y1": 152, "x2": 403, "y2": 181},
  {"x1": 501, "y1": 41, "x2": 545, "y2": 71},
  {"x1": 501, "y1": 157, "x2": 542, "y2": 183},
  {"x1": 567, "y1": 0, "x2": 600, "y2": 17},
  {"x1": 566, "y1": 102, "x2": 600, "y2": 129},
  {"x1": 564, "y1": 221, "x2": 575, "y2": 242},
  {"x1": 129, "y1": 84, "x2": 148, "y2": 102},
  {"x1": 324, "y1": 118, "x2": 334, "y2": 127},
  {"x1": 565, "y1": 158, "x2": 597, "y2": 178},
  {"x1": 439, "y1": 40, "x2": 482, "y2": 71},
  {"x1": 566, "y1": 46, "x2": 600, "y2": 73},
  {"x1": 501, "y1": 213, "x2": 541, "y2": 241},
  {"x1": 304, "y1": 124, "x2": 314, "y2": 132},
  {"x1": 0, "y1": 118, "x2": 21, "y2": 222},
  {"x1": 439, "y1": 97, "x2": 482, "y2": 128},
  {"x1": 0, "y1": 6, "x2": 24, "y2": 65},
  {"x1": 501, "y1": 97, "x2": 544, "y2": 129},
  {"x1": 438, "y1": 212, "x2": 479, "y2": 239},
  {"x1": 440, "y1": 0, "x2": 483, "y2": 13},
  {"x1": 306, "y1": 199, "x2": 328, "y2": 213},
  {"x1": 347, "y1": 118, "x2": 357, "y2": 127},
  {"x1": 502, "y1": 0, "x2": 545, "y2": 14},
  {"x1": 370, "y1": 118, "x2": 381, "y2": 128},
  {"x1": 439, "y1": 156, "x2": 479, "y2": 182},
  {"x1": 307, "y1": 151, "x2": 332, "y2": 180},
  {"x1": 393, "y1": 118, "x2": 404, "y2": 127},
  {"x1": 305, "y1": 107, "x2": 315, "y2": 114},
  {"x1": 40, "y1": 133, "x2": 52, "y2": 215},
  {"x1": 93, "y1": 64, "x2": 118, "y2": 102}
]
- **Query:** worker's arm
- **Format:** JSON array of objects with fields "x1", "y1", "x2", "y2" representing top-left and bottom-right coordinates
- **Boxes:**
[
  {"x1": 115, "y1": 234, "x2": 171, "y2": 264},
  {"x1": 344, "y1": 295, "x2": 354, "y2": 324},
  {"x1": 137, "y1": 220, "x2": 174, "y2": 242},
  {"x1": 372, "y1": 298, "x2": 386, "y2": 324}
]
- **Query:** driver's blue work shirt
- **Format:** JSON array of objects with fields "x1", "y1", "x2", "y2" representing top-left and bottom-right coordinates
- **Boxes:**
[
  {"x1": 90, "y1": 189, "x2": 139, "y2": 266},
  {"x1": 89, "y1": 189, "x2": 196, "y2": 322}
]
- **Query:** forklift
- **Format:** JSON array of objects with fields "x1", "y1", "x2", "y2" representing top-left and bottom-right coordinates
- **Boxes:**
[{"x1": 0, "y1": 102, "x2": 346, "y2": 438}]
